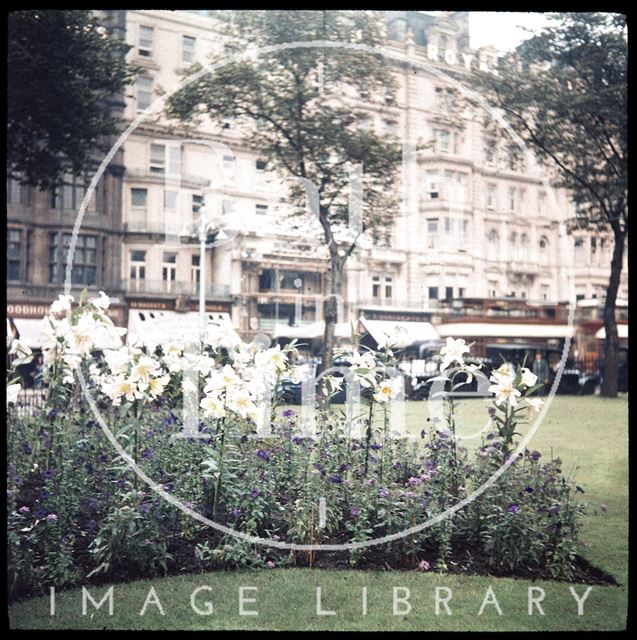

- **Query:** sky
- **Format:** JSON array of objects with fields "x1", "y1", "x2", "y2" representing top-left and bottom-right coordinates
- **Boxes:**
[{"x1": 468, "y1": 11, "x2": 550, "y2": 51}]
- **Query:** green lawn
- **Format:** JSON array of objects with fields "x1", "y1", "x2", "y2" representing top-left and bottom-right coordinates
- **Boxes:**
[{"x1": 9, "y1": 395, "x2": 628, "y2": 631}]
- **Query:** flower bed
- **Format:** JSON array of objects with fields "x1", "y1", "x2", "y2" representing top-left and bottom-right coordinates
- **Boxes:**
[{"x1": 6, "y1": 293, "x2": 596, "y2": 600}]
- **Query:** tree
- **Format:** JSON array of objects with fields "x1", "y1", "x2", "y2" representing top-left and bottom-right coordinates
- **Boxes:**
[
  {"x1": 469, "y1": 12, "x2": 627, "y2": 397},
  {"x1": 7, "y1": 10, "x2": 137, "y2": 189},
  {"x1": 166, "y1": 10, "x2": 401, "y2": 374}
]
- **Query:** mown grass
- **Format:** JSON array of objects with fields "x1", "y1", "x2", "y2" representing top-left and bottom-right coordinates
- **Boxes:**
[{"x1": 9, "y1": 395, "x2": 628, "y2": 631}]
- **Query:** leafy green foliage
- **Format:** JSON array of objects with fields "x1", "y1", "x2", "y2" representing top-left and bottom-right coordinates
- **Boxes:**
[{"x1": 7, "y1": 10, "x2": 137, "y2": 188}]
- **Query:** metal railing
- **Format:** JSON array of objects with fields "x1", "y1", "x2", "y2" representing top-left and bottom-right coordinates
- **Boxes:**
[{"x1": 122, "y1": 279, "x2": 230, "y2": 297}]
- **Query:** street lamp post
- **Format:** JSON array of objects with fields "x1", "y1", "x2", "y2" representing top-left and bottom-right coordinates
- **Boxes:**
[{"x1": 197, "y1": 205, "x2": 208, "y2": 340}]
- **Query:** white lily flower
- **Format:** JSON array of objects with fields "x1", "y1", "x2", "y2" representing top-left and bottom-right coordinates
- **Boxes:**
[
  {"x1": 6, "y1": 383, "x2": 21, "y2": 406},
  {"x1": 226, "y1": 387, "x2": 258, "y2": 419},
  {"x1": 50, "y1": 294, "x2": 74, "y2": 315},
  {"x1": 90, "y1": 291, "x2": 111, "y2": 310},
  {"x1": 148, "y1": 374, "x2": 170, "y2": 398},
  {"x1": 440, "y1": 337, "x2": 470, "y2": 371},
  {"x1": 103, "y1": 348, "x2": 130, "y2": 376},
  {"x1": 373, "y1": 377, "x2": 402, "y2": 403},
  {"x1": 526, "y1": 397, "x2": 544, "y2": 414},
  {"x1": 488, "y1": 378, "x2": 521, "y2": 407},
  {"x1": 200, "y1": 394, "x2": 226, "y2": 419},
  {"x1": 520, "y1": 367, "x2": 538, "y2": 388},
  {"x1": 130, "y1": 355, "x2": 160, "y2": 384}
]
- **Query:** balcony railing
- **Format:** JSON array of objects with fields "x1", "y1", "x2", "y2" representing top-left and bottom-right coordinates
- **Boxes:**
[{"x1": 122, "y1": 279, "x2": 230, "y2": 297}]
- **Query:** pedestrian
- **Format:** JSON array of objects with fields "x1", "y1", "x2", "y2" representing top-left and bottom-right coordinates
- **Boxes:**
[{"x1": 532, "y1": 351, "x2": 550, "y2": 394}]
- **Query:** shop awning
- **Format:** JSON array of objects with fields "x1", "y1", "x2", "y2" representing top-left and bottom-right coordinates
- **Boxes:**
[
  {"x1": 11, "y1": 318, "x2": 49, "y2": 349},
  {"x1": 127, "y1": 310, "x2": 240, "y2": 349},
  {"x1": 8, "y1": 317, "x2": 124, "y2": 350},
  {"x1": 438, "y1": 323, "x2": 574, "y2": 339},
  {"x1": 360, "y1": 318, "x2": 440, "y2": 348},
  {"x1": 272, "y1": 321, "x2": 352, "y2": 340},
  {"x1": 595, "y1": 325, "x2": 628, "y2": 340}
]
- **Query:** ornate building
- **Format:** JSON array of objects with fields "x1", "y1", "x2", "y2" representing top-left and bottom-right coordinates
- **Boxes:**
[{"x1": 7, "y1": 10, "x2": 627, "y2": 362}]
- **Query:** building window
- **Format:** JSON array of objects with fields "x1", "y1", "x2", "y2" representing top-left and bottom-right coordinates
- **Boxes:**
[
  {"x1": 8, "y1": 229, "x2": 21, "y2": 281},
  {"x1": 255, "y1": 203, "x2": 268, "y2": 215},
  {"x1": 435, "y1": 86, "x2": 454, "y2": 114},
  {"x1": 487, "y1": 228, "x2": 498, "y2": 247},
  {"x1": 130, "y1": 188, "x2": 148, "y2": 228},
  {"x1": 427, "y1": 218, "x2": 438, "y2": 249},
  {"x1": 192, "y1": 193, "x2": 204, "y2": 213},
  {"x1": 372, "y1": 275, "x2": 380, "y2": 300},
  {"x1": 540, "y1": 284, "x2": 550, "y2": 301},
  {"x1": 137, "y1": 76, "x2": 153, "y2": 110},
  {"x1": 591, "y1": 237, "x2": 597, "y2": 265},
  {"x1": 445, "y1": 286, "x2": 453, "y2": 301},
  {"x1": 7, "y1": 178, "x2": 32, "y2": 207},
  {"x1": 507, "y1": 146, "x2": 521, "y2": 171},
  {"x1": 130, "y1": 250, "x2": 146, "y2": 290},
  {"x1": 486, "y1": 183, "x2": 496, "y2": 209},
  {"x1": 485, "y1": 140, "x2": 496, "y2": 165},
  {"x1": 488, "y1": 280, "x2": 498, "y2": 298},
  {"x1": 434, "y1": 128, "x2": 450, "y2": 153},
  {"x1": 425, "y1": 171, "x2": 439, "y2": 199},
  {"x1": 49, "y1": 232, "x2": 59, "y2": 283},
  {"x1": 150, "y1": 144, "x2": 165, "y2": 174},
  {"x1": 50, "y1": 173, "x2": 95, "y2": 212},
  {"x1": 574, "y1": 238, "x2": 585, "y2": 266},
  {"x1": 385, "y1": 276, "x2": 393, "y2": 301},
  {"x1": 428, "y1": 286, "x2": 439, "y2": 300},
  {"x1": 162, "y1": 252, "x2": 177, "y2": 292},
  {"x1": 138, "y1": 25, "x2": 153, "y2": 57},
  {"x1": 508, "y1": 187, "x2": 516, "y2": 212},
  {"x1": 191, "y1": 254, "x2": 200, "y2": 286},
  {"x1": 256, "y1": 159, "x2": 267, "y2": 172},
  {"x1": 538, "y1": 191, "x2": 546, "y2": 214},
  {"x1": 539, "y1": 236, "x2": 549, "y2": 265},
  {"x1": 60, "y1": 233, "x2": 97, "y2": 286},
  {"x1": 182, "y1": 35, "x2": 196, "y2": 63}
]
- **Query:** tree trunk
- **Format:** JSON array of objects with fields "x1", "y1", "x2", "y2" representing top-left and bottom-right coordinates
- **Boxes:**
[
  {"x1": 600, "y1": 226, "x2": 626, "y2": 397},
  {"x1": 320, "y1": 250, "x2": 343, "y2": 377}
]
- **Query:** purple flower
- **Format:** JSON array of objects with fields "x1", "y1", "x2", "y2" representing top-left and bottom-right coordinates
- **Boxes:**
[
  {"x1": 256, "y1": 449, "x2": 270, "y2": 461},
  {"x1": 18, "y1": 506, "x2": 30, "y2": 514},
  {"x1": 139, "y1": 502, "x2": 152, "y2": 514},
  {"x1": 508, "y1": 503, "x2": 520, "y2": 514},
  {"x1": 548, "y1": 505, "x2": 560, "y2": 516},
  {"x1": 350, "y1": 506, "x2": 360, "y2": 517},
  {"x1": 46, "y1": 513, "x2": 58, "y2": 522},
  {"x1": 600, "y1": 503, "x2": 608, "y2": 513},
  {"x1": 34, "y1": 508, "x2": 47, "y2": 519},
  {"x1": 266, "y1": 560, "x2": 276, "y2": 568},
  {"x1": 21, "y1": 442, "x2": 32, "y2": 455},
  {"x1": 141, "y1": 447, "x2": 155, "y2": 460},
  {"x1": 250, "y1": 489, "x2": 260, "y2": 499},
  {"x1": 420, "y1": 429, "x2": 426, "y2": 439},
  {"x1": 330, "y1": 474, "x2": 342, "y2": 484},
  {"x1": 418, "y1": 559, "x2": 430, "y2": 572},
  {"x1": 378, "y1": 488, "x2": 390, "y2": 498},
  {"x1": 524, "y1": 486, "x2": 534, "y2": 494},
  {"x1": 231, "y1": 507, "x2": 242, "y2": 518},
  {"x1": 282, "y1": 409, "x2": 295, "y2": 417},
  {"x1": 292, "y1": 436, "x2": 303, "y2": 445},
  {"x1": 408, "y1": 476, "x2": 422, "y2": 487},
  {"x1": 530, "y1": 450, "x2": 541, "y2": 461},
  {"x1": 371, "y1": 443, "x2": 382, "y2": 450}
]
